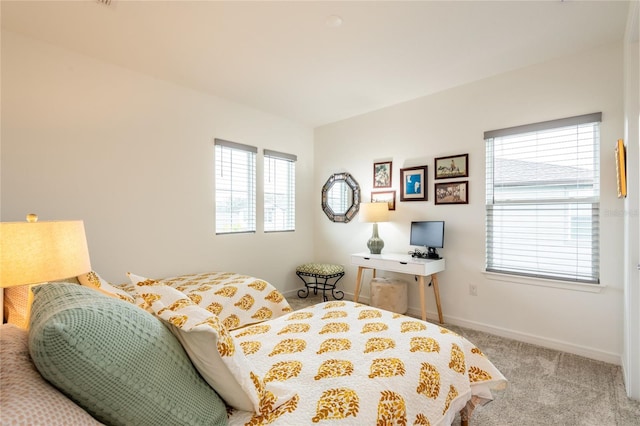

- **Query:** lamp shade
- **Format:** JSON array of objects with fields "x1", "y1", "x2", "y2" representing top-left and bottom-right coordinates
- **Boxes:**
[
  {"x1": 0, "y1": 219, "x2": 92, "y2": 287},
  {"x1": 359, "y1": 202, "x2": 390, "y2": 223}
]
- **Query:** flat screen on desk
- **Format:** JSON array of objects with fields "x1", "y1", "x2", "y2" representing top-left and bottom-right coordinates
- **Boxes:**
[{"x1": 410, "y1": 221, "x2": 445, "y2": 248}]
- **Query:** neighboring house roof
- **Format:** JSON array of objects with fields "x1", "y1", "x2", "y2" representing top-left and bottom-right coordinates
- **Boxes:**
[{"x1": 493, "y1": 158, "x2": 595, "y2": 187}]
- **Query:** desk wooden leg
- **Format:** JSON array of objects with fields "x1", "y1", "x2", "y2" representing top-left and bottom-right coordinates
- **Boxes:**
[
  {"x1": 418, "y1": 276, "x2": 427, "y2": 321},
  {"x1": 432, "y1": 273, "x2": 444, "y2": 324},
  {"x1": 354, "y1": 267, "x2": 364, "y2": 302}
]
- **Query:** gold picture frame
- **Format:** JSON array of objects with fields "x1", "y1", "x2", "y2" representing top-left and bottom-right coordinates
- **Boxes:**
[{"x1": 616, "y1": 139, "x2": 627, "y2": 198}]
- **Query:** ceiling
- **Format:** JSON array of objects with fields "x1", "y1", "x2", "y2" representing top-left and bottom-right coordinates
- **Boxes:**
[{"x1": 0, "y1": 0, "x2": 632, "y2": 127}]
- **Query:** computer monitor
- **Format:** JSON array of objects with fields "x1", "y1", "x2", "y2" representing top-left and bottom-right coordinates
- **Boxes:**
[{"x1": 410, "y1": 221, "x2": 444, "y2": 259}]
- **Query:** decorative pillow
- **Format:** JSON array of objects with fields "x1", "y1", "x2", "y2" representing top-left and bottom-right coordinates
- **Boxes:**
[
  {"x1": 28, "y1": 283, "x2": 228, "y2": 426},
  {"x1": 128, "y1": 271, "x2": 292, "y2": 330},
  {"x1": 133, "y1": 281, "x2": 295, "y2": 413},
  {"x1": 0, "y1": 323, "x2": 104, "y2": 425},
  {"x1": 78, "y1": 271, "x2": 136, "y2": 304}
]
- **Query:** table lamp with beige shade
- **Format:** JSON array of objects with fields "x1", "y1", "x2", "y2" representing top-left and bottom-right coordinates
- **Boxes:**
[
  {"x1": 0, "y1": 214, "x2": 92, "y2": 328},
  {"x1": 359, "y1": 202, "x2": 390, "y2": 254}
]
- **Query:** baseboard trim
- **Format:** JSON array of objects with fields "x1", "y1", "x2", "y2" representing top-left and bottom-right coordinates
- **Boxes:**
[
  {"x1": 281, "y1": 289, "x2": 298, "y2": 299},
  {"x1": 419, "y1": 309, "x2": 622, "y2": 366},
  {"x1": 285, "y1": 288, "x2": 621, "y2": 366}
]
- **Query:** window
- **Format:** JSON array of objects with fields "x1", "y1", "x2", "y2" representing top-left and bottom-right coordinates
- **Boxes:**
[
  {"x1": 485, "y1": 113, "x2": 601, "y2": 284},
  {"x1": 214, "y1": 139, "x2": 256, "y2": 234},
  {"x1": 264, "y1": 150, "x2": 296, "y2": 232}
]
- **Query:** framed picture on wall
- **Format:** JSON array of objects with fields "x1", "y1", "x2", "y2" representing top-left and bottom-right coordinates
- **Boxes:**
[
  {"x1": 434, "y1": 181, "x2": 468, "y2": 205},
  {"x1": 400, "y1": 166, "x2": 428, "y2": 201},
  {"x1": 373, "y1": 161, "x2": 392, "y2": 188},
  {"x1": 371, "y1": 190, "x2": 396, "y2": 211},
  {"x1": 434, "y1": 154, "x2": 468, "y2": 179}
]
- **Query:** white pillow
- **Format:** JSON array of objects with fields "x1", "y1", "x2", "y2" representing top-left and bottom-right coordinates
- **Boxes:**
[
  {"x1": 132, "y1": 281, "x2": 294, "y2": 413},
  {"x1": 78, "y1": 271, "x2": 135, "y2": 304}
]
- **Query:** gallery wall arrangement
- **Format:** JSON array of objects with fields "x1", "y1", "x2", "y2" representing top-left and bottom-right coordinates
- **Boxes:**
[
  {"x1": 370, "y1": 154, "x2": 471, "y2": 207},
  {"x1": 434, "y1": 154, "x2": 469, "y2": 205}
]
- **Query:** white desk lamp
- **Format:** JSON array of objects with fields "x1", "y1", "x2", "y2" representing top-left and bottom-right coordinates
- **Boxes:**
[{"x1": 0, "y1": 214, "x2": 92, "y2": 328}]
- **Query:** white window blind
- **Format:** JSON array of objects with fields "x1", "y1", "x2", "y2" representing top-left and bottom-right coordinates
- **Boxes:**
[
  {"x1": 264, "y1": 149, "x2": 296, "y2": 232},
  {"x1": 485, "y1": 113, "x2": 601, "y2": 284},
  {"x1": 215, "y1": 139, "x2": 256, "y2": 234}
]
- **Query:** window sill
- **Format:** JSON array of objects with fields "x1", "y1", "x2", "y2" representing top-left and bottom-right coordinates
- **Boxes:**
[{"x1": 482, "y1": 271, "x2": 604, "y2": 293}]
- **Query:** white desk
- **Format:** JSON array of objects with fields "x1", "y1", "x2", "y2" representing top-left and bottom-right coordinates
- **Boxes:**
[{"x1": 350, "y1": 252, "x2": 446, "y2": 323}]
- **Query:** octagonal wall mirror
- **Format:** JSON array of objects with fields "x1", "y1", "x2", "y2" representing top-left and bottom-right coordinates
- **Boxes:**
[{"x1": 321, "y1": 172, "x2": 361, "y2": 223}]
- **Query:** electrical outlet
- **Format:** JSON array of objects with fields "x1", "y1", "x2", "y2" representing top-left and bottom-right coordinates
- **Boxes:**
[{"x1": 469, "y1": 284, "x2": 478, "y2": 296}]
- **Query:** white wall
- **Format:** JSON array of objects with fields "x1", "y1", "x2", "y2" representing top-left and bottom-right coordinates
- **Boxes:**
[
  {"x1": 314, "y1": 43, "x2": 625, "y2": 364},
  {"x1": 0, "y1": 31, "x2": 315, "y2": 295},
  {"x1": 0, "y1": 29, "x2": 629, "y2": 365},
  {"x1": 622, "y1": 0, "x2": 640, "y2": 400}
]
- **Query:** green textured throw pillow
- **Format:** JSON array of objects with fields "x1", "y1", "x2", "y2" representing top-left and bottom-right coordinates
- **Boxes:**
[{"x1": 29, "y1": 283, "x2": 228, "y2": 426}]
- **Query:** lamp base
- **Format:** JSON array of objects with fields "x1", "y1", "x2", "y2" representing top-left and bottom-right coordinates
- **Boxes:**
[{"x1": 367, "y1": 223, "x2": 384, "y2": 254}]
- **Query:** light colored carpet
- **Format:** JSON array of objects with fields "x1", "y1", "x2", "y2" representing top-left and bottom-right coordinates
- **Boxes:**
[{"x1": 288, "y1": 294, "x2": 640, "y2": 426}]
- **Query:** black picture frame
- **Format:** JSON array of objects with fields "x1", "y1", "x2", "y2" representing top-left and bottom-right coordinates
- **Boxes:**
[
  {"x1": 373, "y1": 161, "x2": 392, "y2": 188},
  {"x1": 434, "y1": 181, "x2": 469, "y2": 205},
  {"x1": 434, "y1": 154, "x2": 469, "y2": 179},
  {"x1": 400, "y1": 166, "x2": 428, "y2": 201},
  {"x1": 371, "y1": 190, "x2": 396, "y2": 211}
]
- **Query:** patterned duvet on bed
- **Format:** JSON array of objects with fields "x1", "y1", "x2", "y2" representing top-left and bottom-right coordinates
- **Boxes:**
[
  {"x1": 128, "y1": 271, "x2": 293, "y2": 330},
  {"x1": 227, "y1": 300, "x2": 507, "y2": 426}
]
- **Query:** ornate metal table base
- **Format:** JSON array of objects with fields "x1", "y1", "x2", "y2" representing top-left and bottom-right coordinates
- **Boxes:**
[{"x1": 296, "y1": 263, "x2": 345, "y2": 302}]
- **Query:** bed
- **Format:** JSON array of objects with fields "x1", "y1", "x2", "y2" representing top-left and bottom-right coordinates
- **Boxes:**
[{"x1": 0, "y1": 271, "x2": 506, "y2": 426}]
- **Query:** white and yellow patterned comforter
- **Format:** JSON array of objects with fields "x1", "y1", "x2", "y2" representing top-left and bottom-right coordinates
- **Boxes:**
[
  {"x1": 227, "y1": 300, "x2": 507, "y2": 425},
  {"x1": 129, "y1": 271, "x2": 293, "y2": 330}
]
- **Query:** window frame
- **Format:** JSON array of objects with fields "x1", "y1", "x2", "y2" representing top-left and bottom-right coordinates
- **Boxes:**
[
  {"x1": 484, "y1": 112, "x2": 602, "y2": 286},
  {"x1": 263, "y1": 149, "x2": 297, "y2": 233},
  {"x1": 214, "y1": 138, "x2": 257, "y2": 235}
]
